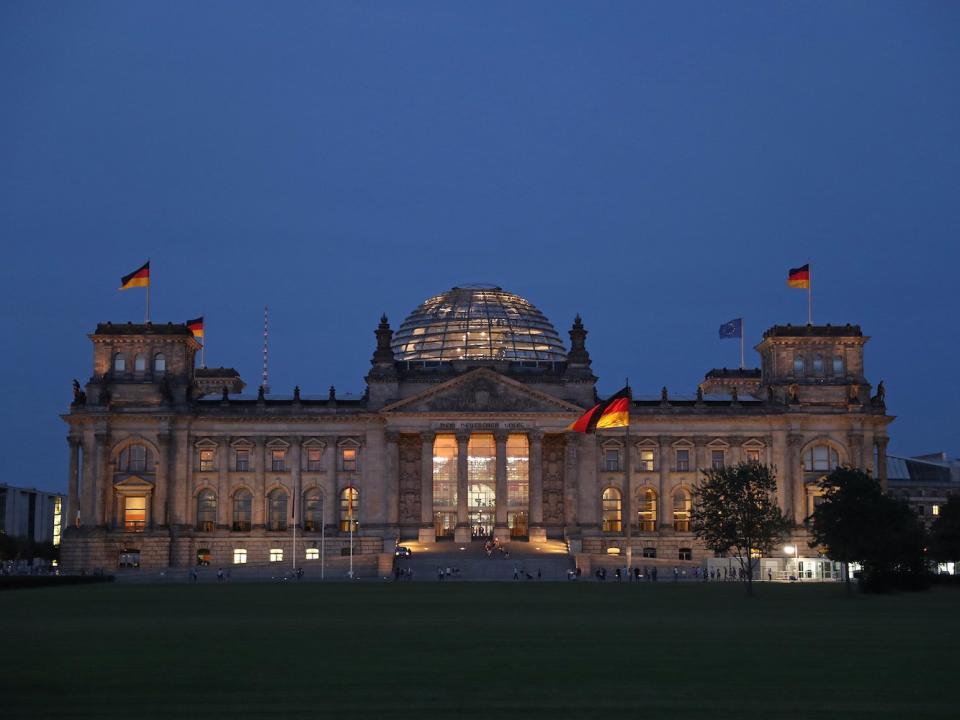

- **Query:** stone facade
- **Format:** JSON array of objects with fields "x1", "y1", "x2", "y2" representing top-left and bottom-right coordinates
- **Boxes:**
[{"x1": 61, "y1": 292, "x2": 893, "y2": 572}]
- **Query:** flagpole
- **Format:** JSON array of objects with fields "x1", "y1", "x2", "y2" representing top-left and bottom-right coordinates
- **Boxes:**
[
  {"x1": 349, "y1": 486, "x2": 354, "y2": 580},
  {"x1": 292, "y1": 454, "x2": 298, "y2": 573},
  {"x1": 740, "y1": 319, "x2": 745, "y2": 370},
  {"x1": 145, "y1": 258, "x2": 151, "y2": 323},
  {"x1": 807, "y1": 263, "x2": 813, "y2": 325},
  {"x1": 624, "y1": 378, "x2": 633, "y2": 576}
]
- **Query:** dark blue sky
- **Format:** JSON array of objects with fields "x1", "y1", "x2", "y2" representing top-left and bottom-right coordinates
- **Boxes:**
[{"x1": 2, "y1": 2, "x2": 958, "y2": 492}]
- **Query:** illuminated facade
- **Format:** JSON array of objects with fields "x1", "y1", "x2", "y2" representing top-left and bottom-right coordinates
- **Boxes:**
[{"x1": 60, "y1": 286, "x2": 893, "y2": 571}]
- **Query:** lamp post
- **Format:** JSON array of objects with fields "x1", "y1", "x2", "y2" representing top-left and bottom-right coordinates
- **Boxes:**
[{"x1": 783, "y1": 544, "x2": 799, "y2": 581}]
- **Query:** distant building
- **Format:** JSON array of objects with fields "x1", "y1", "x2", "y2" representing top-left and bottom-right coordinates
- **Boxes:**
[
  {"x1": 0, "y1": 483, "x2": 64, "y2": 546},
  {"x1": 887, "y1": 452, "x2": 960, "y2": 525},
  {"x1": 60, "y1": 285, "x2": 893, "y2": 572}
]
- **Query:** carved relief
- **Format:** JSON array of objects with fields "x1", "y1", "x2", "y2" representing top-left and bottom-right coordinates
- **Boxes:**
[
  {"x1": 397, "y1": 434, "x2": 422, "y2": 524},
  {"x1": 422, "y1": 376, "x2": 555, "y2": 413},
  {"x1": 543, "y1": 434, "x2": 566, "y2": 524}
]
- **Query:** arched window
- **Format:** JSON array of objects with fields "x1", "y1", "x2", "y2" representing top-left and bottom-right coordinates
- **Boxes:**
[
  {"x1": 303, "y1": 489, "x2": 323, "y2": 531},
  {"x1": 118, "y1": 444, "x2": 155, "y2": 473},
  {"x1": 134, "y1": 354, "x2": 146, "y2": 373},
  {"x1": 803, "y1": 444, "x2": 840, "y2": 472},
  {"x1": 232, "y1": 490, "x2": 252, "y2": 532},
  {"x1": 197, "y1": 489, "x2": 216, "y2": 532},
  {"x1": 114, "y1": 353, "x2": 126, "y2": 372},
  {"x1": 812, "y1": 355, "x2": 824, "y2": 376},
  {"x1": 638, "y1": 488, "x2": 657, "y2": 532},
  {"x1": 340, "y1": 487, "x2": 359, "y2": 532},
  {"x1": 673, "y1": 489, "x2": 692, "y2": 532},
  {"x1": 793, "y1": 355, "x2": 805, "y2": 376},
  {"x1": 154, "y1": 353, "x2": 166, "y2": 373},
  {"x1": 601, "y1": 487, "x2": 622, "y2": 533},
  {"x1": 267, "y1": 489, "x2": 288, "y2": 531}
]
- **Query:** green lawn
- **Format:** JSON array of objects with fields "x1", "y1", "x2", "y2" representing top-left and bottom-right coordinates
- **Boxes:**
[{"x1": 1, "y1": 581, "x2": 956, "y2": 719}]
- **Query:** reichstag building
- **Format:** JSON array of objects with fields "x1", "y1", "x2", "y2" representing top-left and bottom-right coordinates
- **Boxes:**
[{"x1": 61, "y1": 286, "x2": 892, "y2": 572}]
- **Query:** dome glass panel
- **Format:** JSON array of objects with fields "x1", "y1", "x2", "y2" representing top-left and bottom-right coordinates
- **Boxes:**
[{"x1": 392, "y1": 286, "x2": 567, "y2": 362}]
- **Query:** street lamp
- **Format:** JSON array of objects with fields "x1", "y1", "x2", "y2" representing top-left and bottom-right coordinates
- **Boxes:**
[{"x1": 783, "y1": 544, "x2": 799, "y2": 580}]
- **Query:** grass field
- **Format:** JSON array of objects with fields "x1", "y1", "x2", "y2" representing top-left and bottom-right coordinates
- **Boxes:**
[{"x1": 1, "y1": 581, "x2": 957, "y2": 719}]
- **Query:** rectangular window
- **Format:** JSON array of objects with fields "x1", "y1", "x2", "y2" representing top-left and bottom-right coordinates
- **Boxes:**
[
  {"x1": 52, "y1": 497, "x2": 62, "y2": 547},
  {"x1": 271, "y1": 449, "x2": 286, "y2": 472},
  {"x1": 233, "y1": 549, "x2": 247, "y2": 564},
  {"x1": 793, "y1": 356, "x2": 805, "y2": 376},
  {"x1": 933, "y1": 505, "x2": 940, "y2": 516},
  {"x1": 642, "y1": 547, "x2": 656, "y2": 559},
  {"x1": 342, "y1": 447, "x2": 358, "y2": 472},
  {"x1": 269, "y1": 548, "x2": 283, "y2": 562},
  {"x1": 813, "y1": 355, "x2": 824, "y2": 375},
  {"x1": 199, "y1": 449, "x2": 215, "y2": 472},
  {"x1": 679, "y1": 548, "x2": 692, "y2": 561},
  {"x1": 124, "y1": 496, "x2": 146, "y2": 532},
  {"x1": 235, "y1": 450, "x2": 249, "y2": 472},
  {"x1": 711, "y1": 450, "x2": 725, "y2": 470},
  {"x1": 305, "y1": 548, "x2": 319, "y2": 560},
  {"x1": 638, "y1": 449, "x2": 655, "y2": 472},
  {"x1": 675, "y1": 449, "x2": 690, "y2": 472},
  {"x1": 306, "y1": 448, "x2": 323, "y2": 472},
  {"x1": 604, "y1": 449, "x2": 621, "y2": 472},
  {"x1": 746, "y1": 449, "x2": 761, "y2": 463},
  {"x1": 832, "y1": 356, "x2": 844, "y2": 376}
]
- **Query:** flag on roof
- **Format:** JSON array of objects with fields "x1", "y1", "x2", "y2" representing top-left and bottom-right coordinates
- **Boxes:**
[
  {"x1": 787, "y1": 264, "x2": 810, "y2": 289},
  {"x1": 719, "y1": 318, "x2": 742, "y2": 339},
  {"x1": 119, "y1": 261, "x2": 150, "y2": 290},
  {"x1": 186, "y1": 316, "x2": 204, "y2": 339},
  {"x1": 567, "y1": 387, "x2": 630, "y2": 433}
]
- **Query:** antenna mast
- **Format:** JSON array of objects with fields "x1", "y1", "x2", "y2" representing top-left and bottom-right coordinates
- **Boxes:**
[{"x1": 262, "y1": 305, "x2": 270, "y2": 394}]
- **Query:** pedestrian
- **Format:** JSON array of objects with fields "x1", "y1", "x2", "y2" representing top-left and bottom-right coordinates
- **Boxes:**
[
  {"x1": 437, "y1": 566, "x2": 443, "y2": 581},
  {"x1": 615, "y1": 567, "x2": 621, "y2": 582},
  {"x1": 513, "y1": 564, "x2": 520, "y2": 581},
  {"x1": 537, "y1": 568, "x2": 541, "y2": 581},
  {"x1": 673, "y1": 566, "x2": 678, "y2": 582},
  {"x1": 217, "y1": 567, "x2": 224, "y2": 582}
]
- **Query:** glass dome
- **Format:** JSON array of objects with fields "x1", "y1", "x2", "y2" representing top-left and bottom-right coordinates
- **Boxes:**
[{"x1": 392, "y1": 286, "x2": 567, "y2": 362}]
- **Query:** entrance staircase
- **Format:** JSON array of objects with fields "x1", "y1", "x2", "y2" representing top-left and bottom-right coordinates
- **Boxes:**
[{"x1": 395, "y1": 539, "x2": 574, "y2": 581}]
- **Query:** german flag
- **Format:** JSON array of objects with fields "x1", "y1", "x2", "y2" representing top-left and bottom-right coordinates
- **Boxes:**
[
  {"x1": 119, "y1": 261, "x2": 150, "y2": 290},
  {"x1": 567, "y1": 387, "x2": 630, "y2": 433},
  {"x1": 186, "y1": 316, "x2": 204, "y2": 339},
  {"x1": 787, "y1": 264, "x2": 810, "y2": 289}
]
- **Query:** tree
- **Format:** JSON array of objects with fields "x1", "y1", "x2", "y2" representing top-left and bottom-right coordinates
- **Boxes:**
[
  {"x1": 691, "y1": 462, "x2": 792, "y2": 596},
  {"x1": 929, "y1": 494, "x2": 960, "y2": 569},
  {"x1": 807, "y1": 467, "x2": 928, "y2": 593}
]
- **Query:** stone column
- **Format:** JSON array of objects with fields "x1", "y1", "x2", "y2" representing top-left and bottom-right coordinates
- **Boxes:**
[
  {"x1": 217, "y1": 436, "x2": 230, "y2": 528},
  {"x1": 847, "y1": 432, "x2": 864, "y2": 470},
  {"x1": 290, "y1": 436, "x2": 302, "y2": 528},
  {"x1": 693, "y1": 436, "x2": 708, "y2": 476},
  {"x1": 658, "y1": 436, "x2": 671, "y2": 532},
  {"x1": 155, "y1": 433, "x2": 172, "y2": 528},
  {"x1": 876, "y1": 436, "x2": 889, "y2": 488},
  {"x1": 493, "y1": 431, "x2": 509, "y2": 542},
  {"x1": 94, "y1": 431, "x2": 109, "y2": 527},
  {"x1": 771, "y1": 431, "x2": 790, "y2": 515},
  {"x1": 564, "y1": 434, "x2": 579, "y2": 532},
  {"x1": 419, "y1": 432, "x2": 435, "y2": 543},
  {"x1": 66, "y1": 436, "x2": 80, "y2": 530},
  {"x1": 788, "y1": 434, "x2": 805, "y2": 525},
  {"x1": 384, "y1": 431, "x2": 400, "y2": 538},
  {"x1": 528, "y1": 431, "x2": 546, "y2": 542},
  {"x1": 455, "y1": 432, "x2": 471, "y2": 542},
  {"x1": 173, "y1": 428, "x2": 190, "y2": 529},
  {"x1": 253, "y1": 436, "x2": 266, "y2": 528},
  {"x1": 81, "y1": 431, "x2": 96, "y2": 528},
  {"x1": 325, "y1": 435, "x2": 338, "y2": 531}
]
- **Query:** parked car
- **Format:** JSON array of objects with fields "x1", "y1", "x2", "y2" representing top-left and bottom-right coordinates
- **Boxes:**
[{"x1": 395, "y1": 546, "x2": 412, "y2": 558}]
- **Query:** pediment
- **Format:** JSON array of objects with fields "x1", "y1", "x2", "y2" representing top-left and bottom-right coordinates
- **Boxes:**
[
  {"x1": 114, "y1": 475, "x2": 154, "y2": 490},
  {"x1": 382, "y1": 368, "x2": 584, "y2": 414}
]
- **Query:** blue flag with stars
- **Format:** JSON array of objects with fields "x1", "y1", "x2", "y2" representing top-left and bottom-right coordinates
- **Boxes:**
[{"x1": 719, "y1": 318, "x2": 742, "y2": 339}]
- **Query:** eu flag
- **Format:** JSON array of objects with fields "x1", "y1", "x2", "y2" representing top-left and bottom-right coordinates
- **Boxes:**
[{"x1": 719, "y1": 318, "x2": 742, "y2": 339}]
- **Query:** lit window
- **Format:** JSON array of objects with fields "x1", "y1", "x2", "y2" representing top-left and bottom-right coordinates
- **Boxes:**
[
  {"x1": 340, "y1": 487, "x2": 359, "y2": 532},
  {"x1": 196, "y1": 489, "x2": 216, "y2": 531},
  {"x1": 52, "y1": 497, "x2": 62, "y2": 547},
  {"x1": 673, "y1": 490, "x2": 691, "y2": 532},
  {"x1": 233, "y1": 549, "x2": 247, "y2": 564},
  {"x1": 270, "y1": 548, "x2": 283, "y2": 562},
  {"x1": 114, "y1": 353, "x2": 126, "y2": 372},
  {"x1": 199, "y1": 448, "x2": 215, "y2": 472},
  {"x1": 642, "y1": 547, "x2": 656, "y2": 559},
  {"x1": 638, "y1": 449, "x2": 655, "y2": 472},
  {"x1": 604, "y1": 449, "x2": 621, "y2": 472},
  {"x1": 933, "y1": 505, "x2": 940, "y2": 516},
  {"x1": 341, "y1": 447, "x2": 358, "y2": 472},
  {"x1": 804, "y1": 445, "x2": 840, "y2": 472},
  {"x1": 679, "y1": 548, "x2": 692, "y2": 561},
  {"x1": 124, "y1": 496, "x2": 146, "y2": 532},
  {"x1": 235, "y1": 449, "x2": 249, "y2": 472},
  {"x1": 813, "y1": 355, "x2": 824, "y2": 376},
  {"x1": 119, "y1": 550, "x2": 140, "y2": 568},
  {"x1": 746, "y1": 448, "x2": 761, "y2": 463},
  {"x1": 601, "y1": 487, "x2": 622, "y2": 533},
  {"x1": 306, "y1": 448, "x2": 323, "y2": 472},
  {"x1": 711, "y1": 450, "x2": 725, "y2": 470},
  {"x1": 154, "y1": 353, "x2": 166, "y2": 373},
  {"x1": 303, "y1": 490, "x2": 323, "y2": 531},
  {"x1": 638, "y1": 488, "x2": 657, "y2": 532},
  {"x1": 232, "y1": 490, "x2": 252, "y2": 531},
  {"x1": 271, "y1": 449, "x2": 287, "y2": 472},
  {"x1": 196, "y1": 549, "x2": 211, "y2": 566},
  {"x1": 267, "y1": 489, "x2": 288, "y2": 531},
  {"x1": 675, "y1": 449, "x2": 690, "y2": 472},
  {"x1": 433, "y1": 435, "x2": 458, "y2": 511},
  {"x1": 305, "y1": 548, "x2": 319, "y2": 560},
  {"x1": 506, "y1": 434, "x2": 529, "y2": 509},
  {"x1": 793, "y1": 356, "x2": 805, "y2": 376}
]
